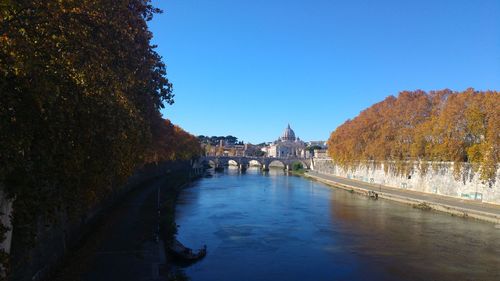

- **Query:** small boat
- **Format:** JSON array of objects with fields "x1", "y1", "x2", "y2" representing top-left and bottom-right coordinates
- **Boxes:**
[{"x1": 169, "y1": 239, "x2": 207, "y2": 262}]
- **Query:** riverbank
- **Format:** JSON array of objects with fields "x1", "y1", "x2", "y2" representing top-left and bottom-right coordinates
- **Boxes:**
[
  {"x1": 46, "y1": 167, "x2": 199, "y2": 281},
  {"x1": 303, "y1": 171, "x2": 500, "y2": 224}
]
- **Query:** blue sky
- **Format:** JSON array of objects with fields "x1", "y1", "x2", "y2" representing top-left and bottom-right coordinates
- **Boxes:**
[{"x1": 149, "y1": 0, "x2": 500, "y2": 144}]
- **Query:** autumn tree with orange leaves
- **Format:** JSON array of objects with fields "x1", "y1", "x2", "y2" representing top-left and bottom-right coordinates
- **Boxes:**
[
  {"x1": 147, "y1": 117, "x2": 202, "y2": 163},
  {"x1": 0, "y1": 0, "x2": 200, "y2": 275},
  {"x1": 328, "y1": 89, "x2": 499, "y2": 183}
]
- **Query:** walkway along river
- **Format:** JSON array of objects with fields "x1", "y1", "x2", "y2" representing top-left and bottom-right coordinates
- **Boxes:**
[{"x1": 174, "y1": 167, "x2": 500, "y2": 281}]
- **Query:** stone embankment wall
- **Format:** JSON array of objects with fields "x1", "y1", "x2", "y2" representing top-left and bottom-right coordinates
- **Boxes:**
[
  {"x1": 312, "y1": 159, "x2": 500, "y2": 205},
  {"x1": 7, "y1": 160, "x2": 202, "y2": 281}
]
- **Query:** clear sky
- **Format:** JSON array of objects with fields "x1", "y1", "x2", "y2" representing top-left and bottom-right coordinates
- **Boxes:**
[{"x1": 148, "y1": 0, "x2": 500, "y2": 144}]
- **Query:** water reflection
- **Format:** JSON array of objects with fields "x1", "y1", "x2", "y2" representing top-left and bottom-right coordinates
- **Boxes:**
[
  {"x1": 175, "y1": 169, "x2": 500, "y2": 281},
  {"x1": 329, "y1": 192, "x2": 500, "y2": 281}
]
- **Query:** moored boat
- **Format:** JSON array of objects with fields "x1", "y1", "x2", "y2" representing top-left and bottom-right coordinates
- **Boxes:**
[{"x1": 169, "y1": 239, "x2": 207, "y2": 262}]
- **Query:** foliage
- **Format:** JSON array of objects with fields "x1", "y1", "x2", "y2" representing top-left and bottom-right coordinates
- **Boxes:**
[
  {"x1": 292, "y1": 161, "x2": 304, "y2": 171},
  {"x1": 198, "y1": 135, "x2": 241, "y2": 146},
  {"x1": 253, "y1": 150, "x2": 266, "y2": 157},
  {"x1": 147, "y1": 117, "x2": 202, "y2": 162},
  {"x1": 0, "y1": 0, "x2": 200, "y2": 275},
  {"x1": 306, "y1": 145, "x2": 323, "y2": 152},
  {"x1": 327, "y1": 89, "x2": 499, "y2": 183}
]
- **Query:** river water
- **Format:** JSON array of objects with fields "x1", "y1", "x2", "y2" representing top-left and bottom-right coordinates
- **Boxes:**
[{"x1": 174, "y1": 168, "x2": 500, "y2": 281}]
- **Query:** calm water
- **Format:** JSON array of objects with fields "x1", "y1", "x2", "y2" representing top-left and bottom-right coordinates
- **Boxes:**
[{"x1": 174, "y1": 168, "x2": 500, "y2": 281}]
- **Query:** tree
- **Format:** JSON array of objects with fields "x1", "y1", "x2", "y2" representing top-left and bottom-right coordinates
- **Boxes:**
[
  {"x1": 0, "y1": 0, "x2": 182, "y2": 274},
  {"x1": 306, "y1": 145, "x2": 323, "y2": 152},
  {"x1": 225, "y1": 135, "x2": 238, "y2": 145},
  {"x1": 327, "y1": 89, "x2": 499, "y2": 182},
  {"x1": 292, "y1": 161, "x2": 304, "y2": 171}
]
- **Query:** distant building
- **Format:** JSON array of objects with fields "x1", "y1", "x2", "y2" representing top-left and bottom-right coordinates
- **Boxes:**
[
  {"x1": 263, "y1": 124, "x2": 307, "y2": 158},
  {"x1": 203, "y1": 140, "x2": 262, "y2": 157},
  {"x1": 203, "y1": 124, "x2": 322, "y2": 158},
  {"x1": 307, "y1": 141, "x2": 327, "y2": 149},
  {"x1": 313, "y1": 149, "x2": 329, "y2": 159}
]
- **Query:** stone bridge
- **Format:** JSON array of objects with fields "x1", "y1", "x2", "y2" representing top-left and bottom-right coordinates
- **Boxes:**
[{"x1": 202, "y1": 156, "x2": 312, "y2": 171}]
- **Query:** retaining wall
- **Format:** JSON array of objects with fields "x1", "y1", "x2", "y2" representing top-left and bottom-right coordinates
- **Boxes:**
[
  {"x1": 8, "y1": 160, "x2": 199, "y2": 281},
  {"x1": 312, "y1": 159, "x2": 500, "y2": 205}
]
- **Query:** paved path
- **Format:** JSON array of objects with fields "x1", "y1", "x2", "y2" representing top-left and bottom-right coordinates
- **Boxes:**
[
  {"x1": 306, "y1": 171, "x2": 500, "y2": 223},
  {"x1": 53, "y1": 177, "x2": 169, "y2": 281}
]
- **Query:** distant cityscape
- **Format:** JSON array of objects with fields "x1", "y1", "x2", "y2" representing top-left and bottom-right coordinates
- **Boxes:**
[{"x1": 198, "y1": 124, "x2": 328, "y2": 158}]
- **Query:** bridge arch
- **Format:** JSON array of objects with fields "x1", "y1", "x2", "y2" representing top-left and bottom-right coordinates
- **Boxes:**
[
  {"x1": 207, "y1": 160, "x2": 216, "y2": 167},
  {"x1": 290, "y1": 160, "x2": 309, "y2": 169},
  {"x1": 268, "y1": 160, "x2": 286, "y2": 168},
  {"x1": 248, "y1": 159, "x2": 263, "y2": 167},
  {"x1": 203, "y1": 156, "x2": 310, "y2": 170}
]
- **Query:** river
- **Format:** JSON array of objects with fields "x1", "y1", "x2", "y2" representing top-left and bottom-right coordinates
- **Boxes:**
[{"x1": 174, "y1": 167, "x2": 500, "y2": 281}]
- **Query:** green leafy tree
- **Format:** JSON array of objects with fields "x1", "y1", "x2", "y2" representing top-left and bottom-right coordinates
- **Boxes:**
[{"x1": 292, "y1": 161, "x2": 304, "y2": 171}]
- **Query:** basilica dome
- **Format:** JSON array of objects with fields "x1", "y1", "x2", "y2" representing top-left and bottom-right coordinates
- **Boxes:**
[{"x1": 281, "y1": 124, "x2": 296, "y2": 141}]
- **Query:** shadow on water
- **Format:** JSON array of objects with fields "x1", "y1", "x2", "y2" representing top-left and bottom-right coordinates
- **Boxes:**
[{"x1": 174, "y1": 168, "x2": 500, "y2": 281}]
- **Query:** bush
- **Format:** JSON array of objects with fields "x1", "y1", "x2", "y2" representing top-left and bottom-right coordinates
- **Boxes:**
[{"x1": 292, "y1": 162, "x2": 304, "y2": 171}]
